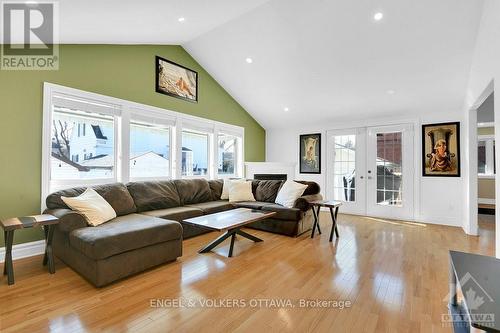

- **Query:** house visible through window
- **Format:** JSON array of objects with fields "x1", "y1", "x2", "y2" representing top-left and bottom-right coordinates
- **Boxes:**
[
  {"x1": 130, "y1": 121, "x2": 170, "y2": 179},
  {"x1": 51, "y1": 107, "x2": 115, "y2": 181},
  {"x1": 181, "y1": 130, "x2": 209, "y2": 177},
  {"x1": 218, "y1": 133, "x2": 238, "y2": 176}
]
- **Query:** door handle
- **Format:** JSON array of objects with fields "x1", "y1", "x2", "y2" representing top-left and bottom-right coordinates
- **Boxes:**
[{"x1": 360, "y1": 176, "x2": 364, "y2": 179}]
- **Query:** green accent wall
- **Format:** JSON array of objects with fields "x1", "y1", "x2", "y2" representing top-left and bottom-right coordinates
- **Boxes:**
[{"x1": 0, "y1": 44, "x2": 265, "y2": 246}]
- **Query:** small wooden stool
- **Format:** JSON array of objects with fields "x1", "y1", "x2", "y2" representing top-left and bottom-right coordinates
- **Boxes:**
[
  {"x1": 1, "y1": 215, "x2": 59, "y2": 285},
  {"x1": 309, "y1": 200, "x2": 342, "y2": 242}
]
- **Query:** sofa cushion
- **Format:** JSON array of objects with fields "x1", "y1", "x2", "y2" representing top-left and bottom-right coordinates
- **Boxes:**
[
  {"x1": 141, "y1": 206, "x2": 203, "y2": 222},
  {"x1": 233, "y1": 201, "x2": 274, "y2": 210},
  {"x1": 69, "y1": 214, "x2": 182, "y2": 260},
  {"x1": 261, "y1": 204, "x2": 303, "y2": 221},
  {"x1": 254, "y1": 180, "x2": 284, "y2": 202},
  {"x1": 208, "y1": 180, "x2": 224, "y2": 201},
  {"x1": 174, "y1": 179, "x2": 212, "y2": 205},
  {"x1": 46, "y1": 183, "x2": 137, "y2": 216},
  {"x1": 127, "y1": 181, "x2": 181, "y2": 212},
  {"x1": 186, "y1": 200, "x2": 234, "y2": 215}
]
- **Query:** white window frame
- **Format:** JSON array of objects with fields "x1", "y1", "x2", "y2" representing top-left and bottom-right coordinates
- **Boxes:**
[
  {"x1": 180, "y1": 127, "x2": 213, "y2": 179},
  {"x1": 128, "y1": 107, "x2": 175, "y2": 182},
  {"x1": 478, "y1": 134, "x2": 495, "y2": 179},
  {"x1": 216, "y1": 130, "x2": 243, "y2": 179},
  {"x1": 42, "y1": 82, "x2": 244, "y2": 209}
]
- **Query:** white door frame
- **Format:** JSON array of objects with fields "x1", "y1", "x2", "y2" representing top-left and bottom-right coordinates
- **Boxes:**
[
  {"x1": 326, "y1": 128, "x2": 367, "y2": 215},
  {"x1": 366, "y1": 124, "x2": 415, "y2": 220},
  {"x1": 465, "y1": 80, "x2": 494, "y2": 237},
  {"x1": 326, "y1": 123, "x2": 414, "y2": 220}
]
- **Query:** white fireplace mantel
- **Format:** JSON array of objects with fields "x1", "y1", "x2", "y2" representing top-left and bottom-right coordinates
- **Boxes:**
[{"x1": 245, "y1": 162, "x2": 296, "y2": 180}]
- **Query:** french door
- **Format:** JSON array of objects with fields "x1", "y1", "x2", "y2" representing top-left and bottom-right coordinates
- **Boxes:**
[{"x1": 327, "y1": 124, "x2": 414, "y2": 220}]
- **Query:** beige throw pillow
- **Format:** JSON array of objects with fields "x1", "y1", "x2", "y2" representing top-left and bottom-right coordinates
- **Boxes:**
[
  {"x1": 228, "y1": 181, "x2": 256, "y2": 202},
  {"x1": 61, "y1": 188, "x2": 117, "y2": 227},
  {"x1": 221, "y1": 178, "x2": 245, "y2": 200},
  {"x1": 275, "y1": 180, "x2": 308, "y2": 208}
]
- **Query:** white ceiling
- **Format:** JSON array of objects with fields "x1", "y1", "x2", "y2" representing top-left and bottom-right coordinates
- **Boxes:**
[
  {"x1": 185, "y1": 0, "x2": 485, "y2": 129},
  {"x1": 57, "y1": 0, "x2": 271, "y2": 44},
  {"x1": 53, "y1": 0, "x2": 484, "y2": 129}
]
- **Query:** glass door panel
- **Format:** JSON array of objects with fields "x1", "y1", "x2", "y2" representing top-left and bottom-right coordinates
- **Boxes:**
[
  {"x1": 327, "y1": 128, "x2": 366, "y2": 215},
  {"x1": 366, "y1": 125, "x2": 414, "y2": 220}
]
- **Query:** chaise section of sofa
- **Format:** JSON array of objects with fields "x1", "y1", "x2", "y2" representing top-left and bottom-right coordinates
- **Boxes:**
[{"x1": 45, "y1": 183, "x2": 183, "y2": 287}]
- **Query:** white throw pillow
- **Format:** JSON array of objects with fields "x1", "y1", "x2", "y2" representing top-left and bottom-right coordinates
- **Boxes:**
[
  {"x1": 228, "y1": 181, "x2": 256, "y2": 202},
  {"x1": 61, "y1": 188, "x2": 117, "y2": 227},
  {"x1": 220, "y1": 178, "x2": 245, "y2": 200},
  {"x1": 275, "y1": 180, "x2": 309, "y2": 208}
]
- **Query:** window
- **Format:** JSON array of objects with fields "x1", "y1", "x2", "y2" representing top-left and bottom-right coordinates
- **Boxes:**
[
  {"x1": 478, "y1": 135, "x2": 495, "y2": 176},
  {"x1": 218, "y1": 133, "x2": 238, "y2": 177},
  {"x1": 51, "y1": 106, "x2": 115, "y2": 181},
  {"x1": 181, "y1": 130, "x2": 209, "y2": 177},
  {"x1": 42, "y1": 83, "x2": 244, "y2": 206},
  {"x1": 130, "y1": 121, "x2": 170, "y2": 179}
]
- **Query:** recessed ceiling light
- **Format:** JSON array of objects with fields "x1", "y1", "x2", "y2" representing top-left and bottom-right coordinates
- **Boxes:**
[
  {"x1": 284, "y1": 107, "x2": 290, "y2": 112},
  {"x1": 387, "y1": 89, "x2": 395, "y2": 95},
  {"x1": 245, "y1": 57, "x2": 253, "y2": 64},
  {"x1": 373, "y1": 12, "x2": 384, "y2": 21},
  {"x1": 178, "y1": 17, "x2": 185, "y2": 22}
]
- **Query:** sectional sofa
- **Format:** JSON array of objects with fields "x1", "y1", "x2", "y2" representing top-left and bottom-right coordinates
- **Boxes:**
[{"x1": 44, "y1": 179, "x2": 322, "y2": 287}]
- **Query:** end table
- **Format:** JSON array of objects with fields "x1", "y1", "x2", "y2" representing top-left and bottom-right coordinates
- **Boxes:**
[
  {"x1": 309, "y1": 200, "x2": 342, "y2": 242},
  {"x1": 1, "y1": 214, "x2": 59, "y2": 285}
]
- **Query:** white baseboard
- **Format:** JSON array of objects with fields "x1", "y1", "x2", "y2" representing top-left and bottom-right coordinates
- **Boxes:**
[
  {"x1": 0, "y1": 240, "x2": 46, "y2": 263},
  {"x1": 478, "y1": 198, "x2": 495, "y2": 205}
]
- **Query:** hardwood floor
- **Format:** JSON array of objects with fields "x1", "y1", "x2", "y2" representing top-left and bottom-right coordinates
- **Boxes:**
[{"x1": 0, "y1": 213, "x2": 495, "y2": 333}]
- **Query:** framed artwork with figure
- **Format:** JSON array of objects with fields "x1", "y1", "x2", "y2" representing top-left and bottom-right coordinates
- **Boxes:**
[
  {"x1": 155, "y1": 56, "x2": 198, "y2": 103},
  {"x1": 299, "y1": 133, "x2": 321, "y2": 174},
  {"x1": 422, "y1": 122, "x2": 460, "y2": 177}
]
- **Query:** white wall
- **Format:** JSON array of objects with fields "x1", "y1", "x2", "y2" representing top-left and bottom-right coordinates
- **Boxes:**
[
  {"x1": 266, "y1": 112, "x2": 466, "y2": 227},
  {"x1": 464, "y1": 0, "x2": 500, "y2": 257}
]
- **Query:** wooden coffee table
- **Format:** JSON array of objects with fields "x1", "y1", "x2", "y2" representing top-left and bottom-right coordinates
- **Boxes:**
[{"x1": 183, "y1": 208, "x2": 276, "y2": 257}]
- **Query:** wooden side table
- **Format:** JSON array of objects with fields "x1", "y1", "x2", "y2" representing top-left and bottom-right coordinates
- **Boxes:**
[
  {"x1": 309, "y1": 200, "x2": 342, "y2": 242},
  {"x1": 1, "y1": 215, "x2": 59, "y2": 285}
]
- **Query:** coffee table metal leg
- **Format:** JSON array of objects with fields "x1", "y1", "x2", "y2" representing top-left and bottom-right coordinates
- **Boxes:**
[
  {"x1": 236, "y1": 229, "x2": 263, "y2": 242},
  {"x1": 199, "y1": 230, "x2": 232, "y2": 253},
  {"x1": 228, "y1": 234, "x2": 236, "y2": 257},
  {"x1": 4, "y1": 230, "x2": 14, "y2": 285}
]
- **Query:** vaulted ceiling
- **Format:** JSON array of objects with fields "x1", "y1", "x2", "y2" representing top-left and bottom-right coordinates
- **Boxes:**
[{"x1": 58, "y1": 0, "x2": 484, "y2": 129}]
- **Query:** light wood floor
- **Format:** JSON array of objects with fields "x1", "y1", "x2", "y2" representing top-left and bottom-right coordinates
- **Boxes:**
[{"x1": 0, "y1": 213, "x2": 495, "y2": 333}]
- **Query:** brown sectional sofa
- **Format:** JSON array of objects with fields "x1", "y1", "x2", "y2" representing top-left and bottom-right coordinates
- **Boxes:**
[{"x1": 44, "y1": 179, "x2": 321, "y2": 287}]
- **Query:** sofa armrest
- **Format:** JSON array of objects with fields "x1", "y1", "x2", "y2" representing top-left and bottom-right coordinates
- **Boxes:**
[
  {"x1": 293, "y1": 193, "x2": 323, "y2": 211},
  {"x1": 44, "y1": 208, "x2": 87, "y2": 234}
]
